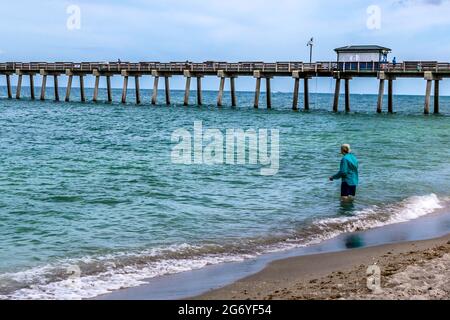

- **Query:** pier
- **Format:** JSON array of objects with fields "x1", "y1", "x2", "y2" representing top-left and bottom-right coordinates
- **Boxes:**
[{"x1": 1, "y1": 61, "x2": 449, "y2": 114}]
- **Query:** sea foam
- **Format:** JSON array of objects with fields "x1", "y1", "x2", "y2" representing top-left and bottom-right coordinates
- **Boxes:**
[{"x1": 0, "y1": 194, "x2": 445, "y2": 300}]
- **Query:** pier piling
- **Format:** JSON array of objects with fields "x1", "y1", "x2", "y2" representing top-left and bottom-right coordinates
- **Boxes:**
[
  {"x1": 53, "y1": 75, "x2": 60, "y2": 102},
  {"x1": 121, "y1": 73, "x2": 129, "y2": 104},
  {"x1": 6, "y1": 74, "x2": 12, "y2": 99},
  {"x1": 164, "y1": 76, "x2": 170, "y2": 105},
  {"x1": 345, "y1": 78, "x2": 351, "y2": 112},
  {"x1": 377, "y1": 72, "x2": 386, "y2": 113},
  {"x1": 183, "y1": 72, "x2": 191, "y2": 106},
  {"x1": 106, "y1": 76, "x2": 112, "y2": 103},
  {"x1": 65, "y1": 71, "x2": 73, "y2": 102},
  {"x1": 93, "y1": 74, "x2": 100, "y2": 103},
  {"x1": 266, "y1": 78, "x2": 272, "y2": 109},
  {"x1": 151, "y1": 73, "x2": 159, "y2": 105},
  {"x1": 40, "y1": 72, "x2": 47, "y2": 101},
  {"x1": 377, "y1": 80, "x2": 385, "y2": 113},
  {"x1": 29, "y1": 75, "x2": 35, "y2": 100},
  {"x1": 254, "y1": 77, "x2": 261, "y2": 109},
  {"x1": 304, "y1": 78, "x2": 310, "y2": 111},
  {"x1": 217, "y1": 75, "x2": 225, "y2": 107},
  {"x1": 135, "y1": 76, "x2": 141, "y2": 104},
  {"x1": 230, "y1": 77, "x2": 237, "y2": 107},
  {"x1": 79, "y1": 75, "x2": 86, "y2": 102},
  {"x1": 388, "y1": 78, "x2": 394, "y2": 113},
  {"x1": 434, "y1": 80, "x2": 440, "y2": 114},
  {"x1": 424, "y1": 80, "x2": 432, "y2": 115},
  {"x1": 333, "y1": 78, "x2": 341, "y2": 112},
  {"x1": 196, "y1": 76, "x2": 202, "y2": 106},
  {"x1": 292, "y1": 77, "x2": 300, "y2": 111},
  {"x1": 16, "y1": 72, "x2": 22, "y2": 99},
  {"x1": 423, "y1": 72, "x2": 439, "y2": 115}
]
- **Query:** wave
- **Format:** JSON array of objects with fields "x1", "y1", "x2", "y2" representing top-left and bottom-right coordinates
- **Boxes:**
[
  {"x1": 300, "y1": 193, "x2": 445, "y2": 245},
  {"x1": 0, "y1": 193, "x2": 446, "y2": 300}
]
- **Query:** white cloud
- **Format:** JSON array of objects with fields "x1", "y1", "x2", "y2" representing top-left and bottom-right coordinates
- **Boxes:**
[{"x1": 382, "y1": 0, "x2": 450, "y2": 33}]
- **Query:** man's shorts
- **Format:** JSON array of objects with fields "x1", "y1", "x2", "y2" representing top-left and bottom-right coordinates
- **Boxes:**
[{"x1": 341, "y1": 182, "x2": 357, "y2": 197}]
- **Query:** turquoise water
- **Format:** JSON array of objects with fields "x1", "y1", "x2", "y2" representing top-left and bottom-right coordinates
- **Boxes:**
[{"x1": 0, "y1": 86, "x2": 449, "y2": 299}]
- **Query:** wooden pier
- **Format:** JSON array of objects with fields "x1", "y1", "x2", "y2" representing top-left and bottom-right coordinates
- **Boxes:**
[{"x1": 1, "y1": 61, "x2": 449, "y2": 113}]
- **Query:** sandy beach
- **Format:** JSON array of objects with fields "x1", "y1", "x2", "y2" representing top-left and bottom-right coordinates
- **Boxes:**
[{"x1": 194, "y1": 234, "x2": 450, "y2": 300}]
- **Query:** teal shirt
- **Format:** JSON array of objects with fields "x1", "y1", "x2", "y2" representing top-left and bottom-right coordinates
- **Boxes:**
[{"x1": 332, "y1": 153, "x2": 359, "y2": 186}]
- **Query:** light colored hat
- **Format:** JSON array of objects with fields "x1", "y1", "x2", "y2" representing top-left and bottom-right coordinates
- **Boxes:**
[{"x1": 341, "y1": 144, "x2": 351, "y2": 153}]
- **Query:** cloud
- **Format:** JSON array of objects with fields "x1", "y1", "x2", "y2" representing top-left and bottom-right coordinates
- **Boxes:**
[
  {"x1": 383, "y1": 0, "x2": 450, "y2": 32},
  {"x1": 392, "y1": 0, "x2": 449, "y2": 6}
]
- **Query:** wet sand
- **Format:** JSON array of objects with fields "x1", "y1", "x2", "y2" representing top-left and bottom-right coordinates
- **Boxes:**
[{"x1": 195, "y1": 234, "x2": 450, "y2": 300}]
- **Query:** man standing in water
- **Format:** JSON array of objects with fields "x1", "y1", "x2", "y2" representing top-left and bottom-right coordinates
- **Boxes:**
[{"x1": 329, "y1": 144, "x2": 359, "y2": 201}]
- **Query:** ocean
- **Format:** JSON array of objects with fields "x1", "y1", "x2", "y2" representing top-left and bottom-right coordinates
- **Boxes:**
[{"x1": 0, "y1": 86, "x2": 449, "y2": 299}]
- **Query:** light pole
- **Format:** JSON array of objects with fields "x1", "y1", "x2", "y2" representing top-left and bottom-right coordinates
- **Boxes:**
[{"x1": 307, "y1": 37, "x2": 314, "y2": 64}]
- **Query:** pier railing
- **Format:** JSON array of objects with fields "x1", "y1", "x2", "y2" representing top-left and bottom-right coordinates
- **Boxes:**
[{"x1": 3, "y1": 61, "x2": 450, "y2": 74}]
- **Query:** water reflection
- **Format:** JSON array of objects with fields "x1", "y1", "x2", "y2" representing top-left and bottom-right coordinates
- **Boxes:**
[
  {"x1": 338, "y1": 200, "x2": 355, "y2": 216},
  {"x1": 344, "y1": 234, "x2": 365, "y2": 249}
]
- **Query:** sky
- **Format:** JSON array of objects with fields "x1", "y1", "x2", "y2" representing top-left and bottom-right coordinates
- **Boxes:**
[{"x1": 2, "y1": 0, "x2": 450, "y2": 94}]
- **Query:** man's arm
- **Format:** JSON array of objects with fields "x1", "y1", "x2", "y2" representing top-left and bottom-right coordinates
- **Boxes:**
[{"x1": 331, "y1": 158, "x2": 348, "y2": 181}]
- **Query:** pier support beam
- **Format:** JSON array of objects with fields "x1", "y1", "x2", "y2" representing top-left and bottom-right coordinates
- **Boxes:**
[
  {"x1": 165, "y1": 76, "x2": 171, "y2": 105},
  {"x1": 424, "y1": 80, "x2": 432, "y2": 115},
  {"x1": 196, "y1": 76, "x2": 202, "y2": 106},
  {"x1": 79, "y1": 75, "x2": 86, "y2": 102},
  {"x1": 53, "y1": 75, "x2": 60, "y2": 102},
  {"x1": 388, "y1": 78, "x2": 394, "y2": 114},
  {"x1": 151, "y1": 71, "x2": 159, "y2": 105},
  {"x1": 345, "y1": 78, "x2": 351, "y2": 112},
  {"x1": 65, "y1": 70, "x2": 73, "y2": 102},
  {"x1": 254, "y1": 77, "x2": 261, "y2": 109},
  {"x1": 122, "y1": 76, "x2": 128, "y2": 104},
  {"x1": 333, "y1": 78, "x2": 341, "y2": 112},
  {"x1": 121, "y1": 71, "x2": 129, "y2": 104},
  {"x1": 6, "y1": 74, "x2": 12, "y2": 99},
  {"x1": 29, "y1": 74, "x2": 35, "y2": 100},
  {"x1": 106, "y1": 76, "x2": 112, "y2": 103},
  {"x1": 135, "y1": 76, "x2": 141, "y2": 105},
  {"x1": 93, "y1": 73, "x2": 100, "y2": 103},
  {"x1": 304, "y1": 78, "x2": 310, "y2": 111},
  {"x1": 230, "y1": 77, "x2": 237, "y2": 107},
  {"x1": 16, "y1": 71, "x2": 22, "y2": 99},
  {"x1": 183, "y1": 71, "x2": 191, "y2": 106},
  {"x1": 40, "y1": 71, "x2": 47, "y2": 101},
  {"x1": 266, "y1": 78, "x2": 272, "y2": 109},
  {"x1": 424, "y1": 72, "x2": 441, "y2": 114},
  {"x1": 216, "y1": 71, "x2": 237, "y2": 107},
  {"x1": 292, "y1": 77, "x2": 300, "y2": 111},
  {"x1": 217, "y1": 76, "x2": 225, "y2": 107},
  {"x1": 377, "y1": 72, "x2": 386, "y2": 113},
  {"x1": 377, "y1": 82, "x2": 385, "y2": 113},
  {"x1": 65, "y1": 75, "x2": 73, "y2": 102},
  {"x1": 217, "y1": 70, "x2": 228, "y2": 107},
  {"x1": 434, "y1": 80, "x2": 440, "y2": 114}
]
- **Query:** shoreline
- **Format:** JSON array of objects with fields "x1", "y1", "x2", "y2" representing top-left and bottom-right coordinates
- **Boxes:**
[
  {"x1": 98, "y1": 210, "x2": 450, "y2": 300},
  {"x1": 195, "y1": 234, "x2": 450, "y2": 300}
]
